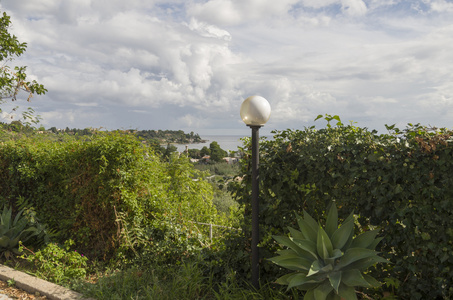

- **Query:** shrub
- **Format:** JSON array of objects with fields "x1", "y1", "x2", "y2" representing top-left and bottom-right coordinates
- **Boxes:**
[
  {"x1": 228, "y1": 116, "x2": 453, "y2": 299},
  {"x1": 0, "y1": 132, "x2": 222, "y2": 263},
  {"x1": 20, "y1": 239, "x2": 88, "y2": 286}
]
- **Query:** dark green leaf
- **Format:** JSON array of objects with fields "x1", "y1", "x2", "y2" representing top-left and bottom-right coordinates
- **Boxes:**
[
  {"x1": 292, "y1": 238, "x2": 318, "y2": 260},
  {"x1": 335, "y1": 248, "x2": 380, "y2": 270},
  {"x1": 350, "y1": 230, "x2": 379, "y2": 249},
  {"x1": 297, "y1": 215, "x2": 318, "y2": 243},
  {"x1": 314, "y1": 280, "x2": 334, "y2": 300},
  {"x1": 326, "y1": 203, "x2": 338, "y2": 237},
  {"x1": 303, "y1": 211, "x2": 319, "y2": 234},
  {"x1": 367, "y1": 236, "x2": 384, "y2": 250},
  {"x1": 340, "y1": 256, "x2": 389, "y2": 272},
  {"x1": 275, "y1": 272, "x2": 298, "y2": 285},
  {"x1": 328, "y1": 271, "x2": 342, "y2": 293},
  {"x1": 342, "y1": 269, "x2": 373, "y2": 287},
  {"x1": 288, "y1": 226, "x2": 305, "y2": 240},
  {"x1": 363, "y1": 274, "x2": 382, "y2": 288},
  {"x1": 331, "y1": 219, "x2": 354, "y2": 250},
  {"x1": 317, "y1": 226, "x2": 333, "y2": 259},
  {"x1": 268, "y1": 255, "x2": 312, "y2": 271},
  {"x1": 338, "y1": 283, "x2": 357, "y2": 300},
  {"x1": 304, "y1": 289, "x2": 315, "y2": 300}
]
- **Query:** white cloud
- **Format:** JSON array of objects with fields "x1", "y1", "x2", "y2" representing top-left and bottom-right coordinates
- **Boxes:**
[
  {"x1": 40, "y1": 110, "x2": 76, "y2": 125},
  {"x1": 426, "y1": 0, "x2": 453, "y2": 12},
  {"x1": 300, "y1": 0, "x2": 338, "y2": 9},
  {"x1": 341, "y1": 0, "x2": 367, "y2": 16},
  {"x1": 188, "y1": 0, "x2": 300, "y2": 26},
  {"x1": 2, "y1": 0, "x2": 453, "y2": 134}
]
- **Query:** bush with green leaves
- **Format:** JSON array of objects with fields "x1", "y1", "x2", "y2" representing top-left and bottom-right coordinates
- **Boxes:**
[
  {"x1": 20, "y1": 239, "x2": 88, "y2": 286},
  {"x1": 269, "y1": 203, "x2": 388, "y2": 300},
  {"x1": 0, "y1": 131, "x2": 225, "y2": 263},
  {"x1": 228, "y1": 115, "x2": 453, "y2": 299}
]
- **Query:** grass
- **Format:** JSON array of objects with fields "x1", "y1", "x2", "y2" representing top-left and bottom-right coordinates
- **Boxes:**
[{"x1": 71, "y1": 259, "x2": 300, "y2": 300}]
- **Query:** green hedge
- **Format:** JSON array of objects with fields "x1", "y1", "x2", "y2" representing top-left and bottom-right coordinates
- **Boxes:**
[
  {"x1": 229, "y1": 118, "x2": 453, "y2": 299},
  {"x1": 0, "y1": 132, "x2": 219, "y2": 262}
]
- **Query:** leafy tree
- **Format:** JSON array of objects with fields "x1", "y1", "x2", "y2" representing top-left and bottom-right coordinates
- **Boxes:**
[
  {"x1": 0, "y1": 11, "x2": 46, "y2": 124},
  {"x1": 188, "y1": 148, "x2": 201, "y2": 159},
  {"x1": 200, "y1": 146, "x2": 211, "y2": 157},
  {"x1": 209, "y1": 141, "x2": 227, "y2": 162}
]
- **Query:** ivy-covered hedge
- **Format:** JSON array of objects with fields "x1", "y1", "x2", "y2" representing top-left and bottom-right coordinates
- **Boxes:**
[
  {"x1": 230, "y1": 118, "x2": 453, "y2": 299},
  {"x1": 0, "y1": 132, "x2": 219, "y2": 262}
]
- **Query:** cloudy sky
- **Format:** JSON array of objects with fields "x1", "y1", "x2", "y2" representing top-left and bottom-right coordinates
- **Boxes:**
[{"x1": 2, "y1": 0, "x2": 453, "y2": 135}]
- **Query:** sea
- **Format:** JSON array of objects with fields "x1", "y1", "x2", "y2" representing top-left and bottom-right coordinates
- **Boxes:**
[{"x1": 171, "y1": 135, "x2": 247, "y2": 153}]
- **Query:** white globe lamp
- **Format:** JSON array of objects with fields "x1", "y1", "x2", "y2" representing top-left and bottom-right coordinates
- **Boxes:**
[{"x1": 240, "y1": 95, "x2": 271, "y2": 126}]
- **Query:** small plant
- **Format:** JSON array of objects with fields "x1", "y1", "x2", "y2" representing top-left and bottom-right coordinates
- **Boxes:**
[
  {"x1": 20, "y1": 239, "x2": 88, "y2": 286},
  {"x1": 0, "y1": 206, "x2": 39, "y2": 259},
  {"x1": 7, "y1": 278, "x2": 15, "y2": 287},
  {"x1": 269, "y1": 203, "x2": 389, "y2": 300}
]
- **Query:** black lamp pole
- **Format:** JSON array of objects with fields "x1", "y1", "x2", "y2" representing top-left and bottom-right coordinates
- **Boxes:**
[
  {"x1": 250, "y1": 125, "x2": 261, "y2": 290},
  {"x1": 240, "y1": 95, "x2": 271, "y2": 291}
]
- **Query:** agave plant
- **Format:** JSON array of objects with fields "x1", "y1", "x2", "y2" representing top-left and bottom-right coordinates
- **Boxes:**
[
  {"x1": 269, "y1": 203, "x2": 388, "y2": 300},
  {"x1": 0, "y1": 206, "x2": 39, "y2": 258}
]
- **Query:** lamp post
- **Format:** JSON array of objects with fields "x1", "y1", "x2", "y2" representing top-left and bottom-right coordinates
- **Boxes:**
[{"x1": 240, "y1": 95, "x2": 271, "y2": 290}]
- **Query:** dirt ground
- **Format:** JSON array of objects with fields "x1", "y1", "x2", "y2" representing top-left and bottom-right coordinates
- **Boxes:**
[{"x1": 0, "y1": 280, "x2": 47, "y2": 300}]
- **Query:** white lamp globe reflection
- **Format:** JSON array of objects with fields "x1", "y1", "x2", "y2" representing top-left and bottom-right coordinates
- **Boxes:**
[{"x1": 240, "y1": 95, "x2": 271, "y2": 126}]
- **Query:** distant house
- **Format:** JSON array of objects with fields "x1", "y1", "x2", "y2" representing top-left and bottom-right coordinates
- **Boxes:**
[{"x1": 222, "y1": 157, "x2": 238, "y2": 164}]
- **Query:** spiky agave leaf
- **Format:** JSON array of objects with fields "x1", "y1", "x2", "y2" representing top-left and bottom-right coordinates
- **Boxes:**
[
  {"x1": 296, "y1": 214, "x2": 318, "y2": 243},
  {"x1": 331, "y1": 218, "x2": 354, "y2": 250},
  {"x1": 325, "y1": 203, "x2": 338, "y2": 237},
  {"x1": 350, "y1": 229, "x2": 379, "y2": 249},
  {"x1": 317, "y1": 226, "x2": 333, "y2": 260},
  {"x1": 268, "y1": 252, "x2": 312, "y2": 271}
]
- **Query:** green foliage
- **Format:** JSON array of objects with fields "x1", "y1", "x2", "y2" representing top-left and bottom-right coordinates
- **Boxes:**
[
  {"x1": 228, "y1": 116, "x2": 453, "y2": 299},
  {"x1": 209, "y1": 141, "x2": 228, "y2": 162},
  {"x1": 269, "y1": 203, "x2": 388, "y2": 299},
  {"x1": 6, "y1": 278, "x2": 15, "y2": 287},
  {"x1": 0, "y1": 206, "x2": 40, "y2": 258},
  {"x1": 194, "y1": 161, "x2": 239, "y2": 177},
  {"x1": 0, "y1": 11, "x2": 46, "y2": 124},
  {"x1": 74, "y1": 257, "x2": 299, "y2": 300},
  {"x1": 135, "y1": 129, "x2": 204, "y2": 144},
  {"x1": 0, "y1": 131, "x2": 221, "y2": 264},
  {"x1": 200, "y1": 146, "x2": 211, "y2": 157},
  {"x1": 193, "y1": 162, "x2": 241, "y2": 219},
  {"x1": 20, "y1": 239, "x2": 88, "y2": 286}
]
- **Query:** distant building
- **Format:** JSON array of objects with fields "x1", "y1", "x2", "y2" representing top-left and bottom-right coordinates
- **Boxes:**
[{"x1": 222, "y1": 157, "x2": 238, "y2": 164}]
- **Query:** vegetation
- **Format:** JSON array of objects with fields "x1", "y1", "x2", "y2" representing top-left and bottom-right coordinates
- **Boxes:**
[
  {"x1": 228, "y1": 115, "x2": 453, "y2": 299},
  {"x1": 0, "y1": 11, "x2": 46, "y2": 124},
  {"x1": 1, "y1": 24, "x2": 453, "y2": 297},
  {"x1": 0, "y1": 131, "x2": 226, "y2": 264},
  {"x1": 20, "y1": 239, "x2": 88, "y2": 286},
  {"x1": 0, "y1": 207, "x2": 40, "y2": 259},
  {"x1": 135, "y1": 129, "x2": 205, "y2": 144},
  {"x1": 270, "y1": 203, "x2": 388, "y2": 299}
]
